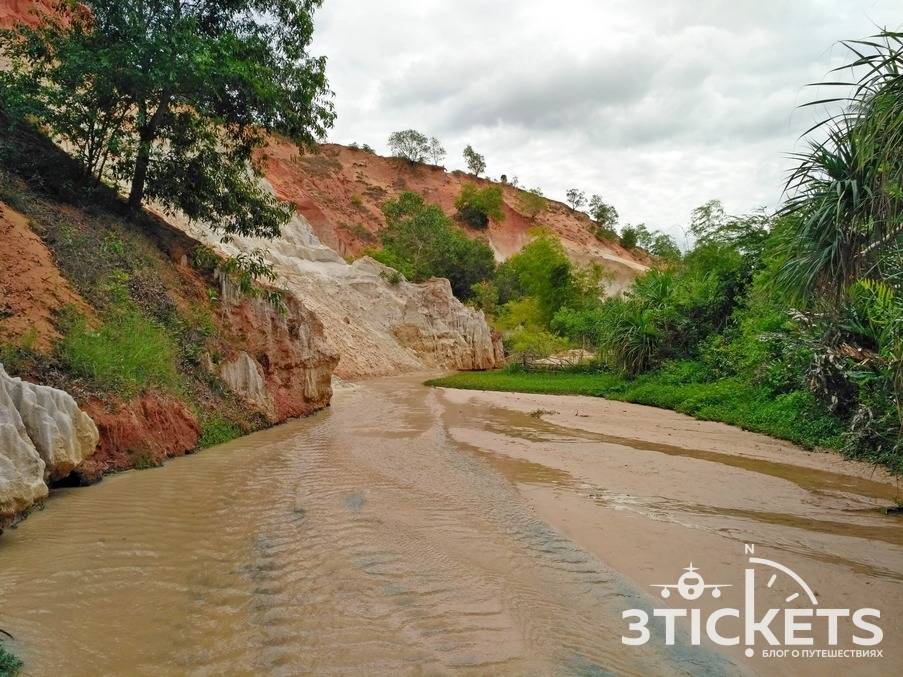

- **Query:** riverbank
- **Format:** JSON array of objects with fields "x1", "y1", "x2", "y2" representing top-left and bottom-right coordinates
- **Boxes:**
[{"x1": 425, "y1": 365, "x2": 887, "y2": 469}]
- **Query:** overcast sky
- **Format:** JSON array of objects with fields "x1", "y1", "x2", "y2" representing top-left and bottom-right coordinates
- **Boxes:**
[{"x1": 311, "y1": 0, "x2": 900, "y2": 242}]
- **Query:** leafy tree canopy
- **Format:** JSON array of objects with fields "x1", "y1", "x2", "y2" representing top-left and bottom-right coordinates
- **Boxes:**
[
  {"x1": 463, "y1": 144, "x2": 486, "y2": 176},
  {"x1": 371, "y1": 191, "x2": 496, "y2": 299},
  {"x1": 588, "y1": 194, "x2": 618, "y2": 228},
  {"x1": 388, "y1": 129, "x2": 430, "y2": 163},
  {"x1": 426, "y1": 136, "x2": 445, "y2": 164},
  {"x1": 455, "y1": 183, "x2": 505, "y2": 229},
  {"x1": 565, "y1": 188, "x2": 586, "y2": 211},
  {"x1": 0, "y1": 0, "x2": 335, "y2": 238}
]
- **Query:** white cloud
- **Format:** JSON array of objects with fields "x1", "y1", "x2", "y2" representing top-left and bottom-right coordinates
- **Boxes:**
[{"x1": 311, "y1": 0, "x2": 901, "y2": 239}]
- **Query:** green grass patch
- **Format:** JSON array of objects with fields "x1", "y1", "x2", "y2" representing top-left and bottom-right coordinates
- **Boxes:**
[
  {"x1": 0, "y1": 645, "x2": 23, "y2": 676},
  {"x1": 57, "y1": 307, "x2": 182, "y2": 398},
  {"x1": 198, "y1": 414, "x2": 243, "y2": 448},
  {"x1": 426, "y1": 362, "x2": 846, "y2": 452},
  {"x1": 426, "y1": 369, "x2": 623, "y2": 397}
]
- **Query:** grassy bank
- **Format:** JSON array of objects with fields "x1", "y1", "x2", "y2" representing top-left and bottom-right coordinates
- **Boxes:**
[
  {"x1": 0, "y1": 119, "x2": 265, "y2": 454},
  {"x1": 426, "y1": 361, "x2": 853, "y2": 457}
]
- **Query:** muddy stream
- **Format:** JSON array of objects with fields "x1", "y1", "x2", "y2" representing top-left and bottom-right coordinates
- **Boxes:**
[{"x1": 1, "y1": 376, "x2": 900, "y2": 675}]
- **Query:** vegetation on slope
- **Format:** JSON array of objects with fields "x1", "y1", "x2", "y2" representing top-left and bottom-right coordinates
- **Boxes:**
[
  {"x1": 430, "y1": 31, "x2": 902, "y2": 471},
  {"x1": 0, "y1": 119, "x2": 268, "y2": 447},
  {"x1": 0, "y1": 0, "x2": 339, "y2": 475},
  {"x1": 368, "y1": 191, "x2": 497, "y2": 299}
]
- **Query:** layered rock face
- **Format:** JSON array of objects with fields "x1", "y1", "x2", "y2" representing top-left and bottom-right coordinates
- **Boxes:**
[
  {"x1": 76, "y1": 394, "x2": 199, "y2": 482},
  {"x1": 216, "y1": 277, "x2": 339, "y2": 419},
  {"x1": 178, "y1": 210, "x2": 504, "y2": 378},
  {"x1": 72, "y1": 282, "x2": 338, "y2": 481},
  {"x1": 0, "y1": 365, "x2": 98, "y2": 524}
]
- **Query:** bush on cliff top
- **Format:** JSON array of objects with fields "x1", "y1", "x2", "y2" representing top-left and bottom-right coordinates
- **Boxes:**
[
  {"x1": 370, "y1": 191, "x2": 496, "y2": 300},
  {"x1": 455, "y1": 183, "x2": 505, "y2": 229}
]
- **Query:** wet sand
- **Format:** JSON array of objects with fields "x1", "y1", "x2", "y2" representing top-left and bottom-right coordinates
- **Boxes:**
[
  {"x1": 440, "y1": 387, "x2": 902, "y2": 675},
  {"x1": 0, "y1": 376, "x2": 899, "y2": 675}
]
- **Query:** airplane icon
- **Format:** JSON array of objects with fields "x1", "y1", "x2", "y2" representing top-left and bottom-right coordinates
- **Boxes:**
[{"x1": 651, "y1": 564, "x2": 731, "y2": 600}]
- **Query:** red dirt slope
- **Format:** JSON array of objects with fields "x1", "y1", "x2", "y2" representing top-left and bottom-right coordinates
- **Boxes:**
[{"x1": 259, "y1": 142, "x2": 649, "y2": 290}]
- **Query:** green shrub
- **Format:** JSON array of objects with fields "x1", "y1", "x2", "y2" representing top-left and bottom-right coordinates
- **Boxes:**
[
  {"x1": 501, "y1": 230, "x2": 600, "y2": 325},
  {"x1": 506, "y1": 327, "x2": 569, "y2": 361},
  {"x1": 0, "y1": 645, "x2": 23, "y2": 676},
  {"x1": 469, "y1": 280, "x2": 499, "y2": 314},
  {"x1": 199, "y1": 414, "x2": 243, "y2": 447},
  {"x1": 57, "y1": 306, "x2": 181, "y2": 397},
  {"x1": 619, "y1": 226, "x2": 638, "y2": 249},
  {"x1": 372, "y1": 191, "x2": 496, "y2": 299},
  {"x1": 455, "y1": 183, "x2": 504, "y2": 229}
]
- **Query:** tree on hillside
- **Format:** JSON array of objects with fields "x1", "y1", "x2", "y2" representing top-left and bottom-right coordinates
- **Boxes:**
[
  {"x1": 0, "y1": 0, "x2": 334, "y2": 237},
  {"x1": 619, "y1": 225, "x2": 639, "y2": 249},
  {"x1": 373, "y1": 191, "x2": 496, "y2": 299},
  {"x1": 427, "y1": 136, "x2": 446, "y2": 165},
  {"x1": 388, "y1": 129, "x2": 430, "y2": 163},
  {"x1": 588, "y1": 194, "x2": 618, "y2": 228},
  {"x1": 463, "y1": 144, "x2": 486, "y2": 176},
  {"x1": 565, "y1": 188, "x2": 586, "y2": 211}
]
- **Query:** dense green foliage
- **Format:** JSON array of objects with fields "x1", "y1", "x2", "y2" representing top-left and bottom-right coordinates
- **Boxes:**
[
  {"x1": 455, "y1": 183, "x2": 505, "y2": 229},
  {"x1": 431, "y1": 31, "x2": 902, "y2": 470},
  {"x1": 0, "y1": 0, "x2": 333, "y2": 232},
  {"x1": 588, "y1": 194, "x2": 619, "y2": 240},
  {"x1": 0, "y1": 645, "x2": 22, "y2": 677},
  {"x1": 369, "y1": 192, "x2": 496, "y2": 299},
  {"x1": 0, "y1": 126, "x2": 274, "y2": 457}
]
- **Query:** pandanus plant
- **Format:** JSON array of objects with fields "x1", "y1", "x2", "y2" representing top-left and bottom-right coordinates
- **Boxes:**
[
  {"x1": 780, "y1": 30, "x2": 903, "y2": 445},
  {"x1": 779, "y1": 30, "x2": 903, "y2": 301}
]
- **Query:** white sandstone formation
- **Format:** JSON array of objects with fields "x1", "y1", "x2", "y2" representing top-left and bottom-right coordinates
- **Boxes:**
[
  {"x1": 178, "y1": 209, "x2": 504, "y2": 378},
  {"x1": 0, "y1": 365, "x2": 98, "y2": 523},
  {"x1": 219, "y1": 350, "x2": 274, "y2": 417}
]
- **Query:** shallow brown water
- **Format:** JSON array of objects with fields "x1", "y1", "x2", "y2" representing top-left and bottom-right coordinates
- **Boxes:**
[{"x1": 1, "y1": 377, "x2": 901, "y2": 675}]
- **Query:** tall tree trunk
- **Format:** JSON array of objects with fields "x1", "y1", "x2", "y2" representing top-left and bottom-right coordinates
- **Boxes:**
[{"x1": 127, "y1": 90, "x2": 172, "y2": 216}]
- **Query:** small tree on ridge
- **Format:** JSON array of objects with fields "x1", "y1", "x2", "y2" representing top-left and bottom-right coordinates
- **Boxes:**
[{"x1": 463, "y1": 144, "x2": 486, "y2": 176}]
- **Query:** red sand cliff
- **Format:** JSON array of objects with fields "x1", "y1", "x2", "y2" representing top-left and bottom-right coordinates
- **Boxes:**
[{"x1": 260, "y1": 142, "x2": 649, "y2": 287}]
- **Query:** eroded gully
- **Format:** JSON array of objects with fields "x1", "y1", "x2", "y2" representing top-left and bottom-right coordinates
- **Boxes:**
[{"x1": 0, "y1": 376, "x2": 900, "y2": 675}]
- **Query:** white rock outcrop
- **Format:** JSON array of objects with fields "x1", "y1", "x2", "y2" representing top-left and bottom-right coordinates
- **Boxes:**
[
  {"x1": 219, "y1": 350, "x2": 274, "y2": 416},
  {"x1": 0, "y1": 372, "x2": 48, "y2": 520},
  {"x1": 177, "y1": 209, "x2": 504, "y2": 378},
  {"x1": 0, "y1": 365, "x2": 98, "y2": 523}
]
